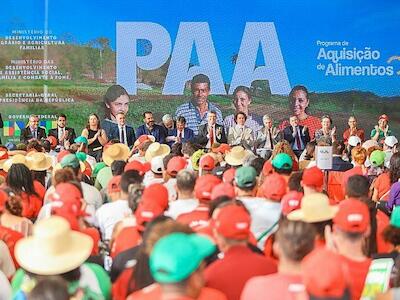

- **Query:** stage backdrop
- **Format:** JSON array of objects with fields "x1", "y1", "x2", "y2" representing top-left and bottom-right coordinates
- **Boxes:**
[{"x1": 1, "y1": 0, "x2": 400, "y2": 143}]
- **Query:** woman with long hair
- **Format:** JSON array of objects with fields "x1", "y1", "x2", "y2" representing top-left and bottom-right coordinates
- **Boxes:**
[{"x1": 81, "y1": 113, "x2": 108, "y2": 162}]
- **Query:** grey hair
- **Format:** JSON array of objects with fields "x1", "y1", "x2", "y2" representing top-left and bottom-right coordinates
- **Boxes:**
[{"x1": 162, "y1": 114, "x2": 173, "y2": 123}]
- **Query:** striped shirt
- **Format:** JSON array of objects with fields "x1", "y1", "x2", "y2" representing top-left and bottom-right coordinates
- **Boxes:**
[{"x1": 175, "y1": 101, "x2": 223, "y2": 135}]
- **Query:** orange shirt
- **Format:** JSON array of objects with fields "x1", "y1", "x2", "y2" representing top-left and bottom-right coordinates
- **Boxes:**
[{"x1": 374, "y1": 172, "x2": 391, "y2": 201}]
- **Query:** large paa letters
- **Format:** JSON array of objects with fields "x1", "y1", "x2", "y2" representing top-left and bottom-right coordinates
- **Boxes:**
[{"x1": 117, "y1": 22, "x2": 290, "y2": 95}]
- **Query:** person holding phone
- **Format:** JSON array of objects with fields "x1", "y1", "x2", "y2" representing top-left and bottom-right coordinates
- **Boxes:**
[{"x1": 371, "y1": 114, "x2": 392, "y2": 146}]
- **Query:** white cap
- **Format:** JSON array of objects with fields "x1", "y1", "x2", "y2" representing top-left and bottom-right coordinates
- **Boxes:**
[
  {"x1": 348, "y1": 136, "x2": 362, "y2": 147},
  {"x1": 151, "y1": 156, "x2": 164, "y2": 174},
  {"x1": 385, "y1": 136, "x2": 398, "y2": 148}
]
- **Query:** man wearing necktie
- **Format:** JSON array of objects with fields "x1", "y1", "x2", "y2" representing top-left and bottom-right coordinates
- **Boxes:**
[
  {"x1": 196, "y1": 111, "x2": 227, "y2": 148},
  {"x1": 20, "y1": 114, "x2": 47, "y2": 144},
  {"x1": 48, "y1": 113, "x2": 77, "y2": 149},
  {"x1": 166, "y1": 116, "x2": 195, "y2": 147},
  {"x1": 283, "y1": 115, "x2": 310, "y2": 158},
  {"x1": 109, "y1": 112, "x2": 136, "y2": 147}
]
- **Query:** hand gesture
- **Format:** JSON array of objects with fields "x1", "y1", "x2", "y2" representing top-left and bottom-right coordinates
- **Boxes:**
[
  {"x1": 331, "y1": 126, "x2": 336, "y2": 136},
  {"x1": 374, "y1": 125, "x2": 379, "y2": 132}
]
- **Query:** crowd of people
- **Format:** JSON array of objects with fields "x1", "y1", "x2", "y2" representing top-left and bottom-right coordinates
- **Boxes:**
[{"x1": 0, "y1": 74, "x2": 399, "y2": 300}]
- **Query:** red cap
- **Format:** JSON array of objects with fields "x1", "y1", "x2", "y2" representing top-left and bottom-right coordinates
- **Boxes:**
[
  {"x1": 213, "y1": 204, "x2": 251, "y2": 239},
  {"x1": 141, "y1": 183, "x2": 169, "y2": 210},
  {"x1": 261, "y1": 173, "x2": 287, "y2": 201},
  {"x1": 199, "y1": 155, "x2": 215, "y2": 171},
  {"x1": 302, "y1": 166, "x2": 324, "y2": 188},
  {"x1": 57, "y1": 150, "x2": 71, "y2": 163},
  {"x1": 302, "y1": 248, "x2": 348, "y2": 298},
  {"x1": 52, "y1": 200, "x2": 88, "y2": 219},
  {"x1": 124, "y1": 160, "x2": 151, "y2": 175},
  {"x1": 46, "y1": 136, "x2": 58, "y2": 149},
  {"x1": 54, "y1": 183, "x2": 82, "y2": 205},
  {"x1": 0, "y1": 151, "x2": 9, "y2": 161},
  {"x1": 262, "y1": 161, "x2": 273, "y2": 177},
  {"x1": 212, "y1": 143, "x2": 231, "y2": 154},
  {"x1": 222, "y1": 168, "x2": 236, "y2": 184},
  {"x1": 135, "y1": 201, "x2": 165, "y2": 229},
  {"x1": 379, "y1": 114, "x2": 389, "y2": 122},
  {"x1": 195, "y1": 175, "x2": 222, "y2": 201},
  {"x1": 333, "y1": 198, "x2": 370, "y2": 233},
  {"x1": 211, "y1": 183, "x2": 235, "y2": 201},
  {"x1": 108, "y1": 175, "x2": 122, "y2": 193},
  {"x1": 281, "y1": 191, "x2": 303, "y2": 216},
  {"x1": 167, "y1": 156, "x2": 188, "y2": 176}
]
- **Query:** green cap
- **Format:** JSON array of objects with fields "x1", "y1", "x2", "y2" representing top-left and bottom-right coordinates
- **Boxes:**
[
  {"x1": 150, "y1": 233, "x2": 215, "y2": 283},
  {"x1": 92, "y1": 162, "x2": 107, "y2": 178},
  {"x1": 272, "y1": 153, "x2": 293, "y2": 170},
  {"x1": 235, "y1": 166, "x2": 257, "y2": 188},
  {"x1": 60, "y1": 154, "x2": 80, "y2": 169},
  {"x1": 390, "y1": 206, "x2": 400, "y2": 228},
  {"x1": 370, "y1": 150, "x2": 385, "y2": 167},
  {"x1": 75, "y1": 151, "x2": 87, "y2": 162},
  {"x1": 74, "y1": 136, "x2": 88, "y2": 145},
  {"x1": 191, "y1": 149, "x2": 206, "y2": 171}
]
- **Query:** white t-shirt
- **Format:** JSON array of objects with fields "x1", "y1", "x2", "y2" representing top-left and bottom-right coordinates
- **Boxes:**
[
  {"x1": 238, "y1": 196, "x2": 281, "y2": 250},
  {"x1": 95, "y1": 199, "x2": 132, "y2": 241},
  {"x1": 164, "y1": 178, "x2": 177, "y2": 202},
  {"x1": 164, "y1": 198, "x2": 199, "y2": 219}
]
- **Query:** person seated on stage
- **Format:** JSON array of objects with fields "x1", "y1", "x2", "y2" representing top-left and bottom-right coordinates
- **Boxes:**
[
  {"x1": 342, "y1": 115, "x2": 365, "y2": 145},
  {"x1": 81, "y1": 113, "x2": 108, "y2": 162},
  {"x1": 254, "y1": 115, "x2": 280, "y2": 159},
  {"x1": 196, "y1": 111, "x2": 227, "y2": 149},
  {"x1": 227, "y1": 111, "x2": 254, "y2": 150},
  {"x1": 101, "y1": 84, "x2": 130, "y2": 139},
  {"x1": 48, "y1": 113, "x2": 76, "y2": 150},
  {"x1": 371, "y1": 114, "x2": 392, "y2": 146},
  {"x1": 108, "y1": 112, "x2": 136, "y2": 147},
  {"x1": 283, "y1": 115, "x2": 310, "y2": 158},
  {"x1": 314, "y1": 115, "x2": 337, "y2": 145},
  {"x1": 20, "y1": 115, "x2": 47, "y2": 144},
  {"x1": 166, "y1": 116, "x2": 194, "y2": 147},
  {"x1": 136, "y1": 112, "x2": 167, "y2": 144},
  {"x1": 223, "y1": 86, "x2": 262, "y2": 138},
  {"x1": 161, "y1": 114, "x2": 176, "y2": 137},
  {"x1": 175, "y1": 74, "x2": 223, "y2": 135}
]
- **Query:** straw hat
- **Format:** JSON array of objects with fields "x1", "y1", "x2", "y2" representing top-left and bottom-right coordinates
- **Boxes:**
[
  {"x1": 102, "y1": 143, "x2": 130, "y2": 166},
  {"x1": 0, "y1": 150, "x2": 9, "y2": 170},
  {"x1": 27, "y1": 152, "x2": 53, "y2": 171},
  {"x1": 15, "y1": 216, "x2": 93, "y2": 275},
  {"x1": 287, "y1": 193, "x2": 339, "y2": 223},
  {"x1": 225, "y1": 146, "x2": 253, "y2": 166},
  {"x1": 2, "y1": 154, "x2": 32, "y2": 172},
  {"x1": 145, "y1": 142, "x2": 170, "y2": 162}
]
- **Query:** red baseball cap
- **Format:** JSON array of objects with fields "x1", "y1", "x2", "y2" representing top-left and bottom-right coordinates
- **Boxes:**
[
  {"x1": 56, "y1": 150, "x2": 71, "y2": 163},
  {"x1": 281, "y1": 191, "x2": 303, "y2": 216},
  {"x1": 135, "y1": 201, "x2": 165, "y2": 229},
  {"x1": 195, "y1": 175, "x2": 222, "y2": 201},
  {"x1": 302, "y1": 248, "x2": 349, "y2": 298},
  {"x1": 141, "y1": 183, "x2": 169, "y2": 210},
  {"x1": 333, "y1": 198, "x2": 370, "y2": 233},
  {"x1": 262, "y1": 161, "x2": 273, "y2": 177},
  {"x1": 199, "y1": 155, "x2": 215, "y2": 171},
  {"x1": 0, "y1": 150, "x2": 9, "y2": 161},
  {"x1": 167, "y1": 156, "x2": 188, "y2": 176},
  {"x1": 54, "y1": 182, "x2": 83, "y2": 205},
  {"x1": 212, "y1": 143, "x2": 231, "y2": 154},
  {"x1": 211, "y1": 183, "x2": 235, "y2": 201},
  {"x1": 379, "y1": 114, "x2": 389, "y2": 122},
  {"x1": 213, "y1": 204, "x2": 251, "y2": 239},
  {"x1": 222, "y1": 168, "x2": 236, "y2": 184},
  {"x1": 108, "y1": 175, "x2": 122, "y2": 193},
  {"x1": 124, "y1": 160, "x2": 151, "y2": 175},
  {"x1": 302, "y1": 166, "x2": 324, "y2": 188},
  {"x1": 261, "y1": 173, "x2": 287, "y2": 201}
]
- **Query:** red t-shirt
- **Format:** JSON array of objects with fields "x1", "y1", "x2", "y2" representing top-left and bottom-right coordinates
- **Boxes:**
[
  {"x1": 373, "y1": 172, "x2": 391, "y2": 201},
  {"x1": 110, "y1": 226, "x2": 142, "y2": 258},
  {"x1": 241, "y1": 273, "x2": 304, "y2": 300},
  {"x1": 343, "y1": 128, "x2": 365, "y2": 144},
  {"x1": 376, "y1": 210, "x2": 392, "y2": 254},
  {"x1": 19, "y1": 180, "x2": 45, "y2": 219},
  {"x1": 204, "y1": 245, "x2": 277, "y2": 300},
  {"x1": 176, "y1": 205, "x2": 210, "y2": 230},
  {"x1": 0, "y1": 225, "x2": 23, "y2": 268},
  {"x1": 127, "y1": 283, "x2": 227, "y2": 300},
  {"x1": 340, "y1": 255, "x2": 371, "y2": 300},
  {"x1": 81, "y1": 227, "x2": 100, "y2": 256}
]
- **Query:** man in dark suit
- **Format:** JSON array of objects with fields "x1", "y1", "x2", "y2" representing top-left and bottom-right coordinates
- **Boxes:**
[
  {"x1": 331, "y1": 141, "x2": 353, "y2": 171},
  {"x1": 136, "y1": 111, "x2": 166, "y2": 144},
  {"x1": 20, "y1": 114, "x2": 47, "y2": 144},
  {"x1": 166, "y1": 116, "x2": 194, "y2": 147},
  {"x1": 196, "y1": 111, "x2": 227, "y2": 148},
  {"x1": 48, "y1": 113, "x2": 77, "y2": 148},
  {"x1": 109, "y1": 112, "x2": 136, "y2": 147},
  {"x1": 283, "y1": 115, "x2": 310, "y2": 158}
]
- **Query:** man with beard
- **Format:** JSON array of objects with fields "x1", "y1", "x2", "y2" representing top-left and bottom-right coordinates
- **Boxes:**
[{"x1": 136, "y1": 111, "x2": 166, "y2": 144}]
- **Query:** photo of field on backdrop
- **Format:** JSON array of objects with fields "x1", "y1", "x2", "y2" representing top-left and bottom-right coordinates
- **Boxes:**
[{"x1": 1, "y1": 0, "x2": 400, "y2": 143}]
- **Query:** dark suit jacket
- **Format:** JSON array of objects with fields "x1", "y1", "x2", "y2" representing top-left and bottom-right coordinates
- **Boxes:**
[
  {"x1": 109, "y1": 125, "x2": 136, "y2": 147},
  {"x1": 136, "y1": 124, "x2": 166, "y2": 144},
  {"x1": 20, "y1": 126, "x2": 47, "y2": 144},
  {"x1": 331, "y1": 156, "x2": 353, "y2": 172},
  {"x1": 283, "y1": 125, "x2": 310, "y2": 150},
  {"x1": 0, "y1": 114, "x2": 3, "y2": 144},
  {"x1": 196, "y1": 123, "x2": 227, "y2": 146},
  {"x1": 48, "y1": 127, "x2": 77, "y2": 145},
  {"x1": 167, "y1": 128, "x2": 195, "y2": 146}
]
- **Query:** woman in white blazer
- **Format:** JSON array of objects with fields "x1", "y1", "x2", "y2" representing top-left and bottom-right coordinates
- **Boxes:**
[{"x1": 227, "y1": 111, "x2": 254, "y2": 150}]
